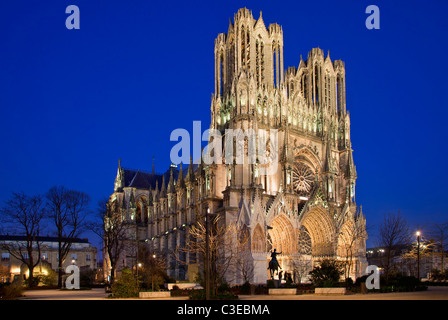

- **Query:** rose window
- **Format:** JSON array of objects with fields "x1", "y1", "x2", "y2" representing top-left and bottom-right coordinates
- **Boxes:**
[{"x1": 292, "y1": 163, "x2": 315, "y2": 196}]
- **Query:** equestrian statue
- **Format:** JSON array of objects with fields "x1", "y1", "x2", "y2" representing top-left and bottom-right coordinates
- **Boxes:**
[{"x1": 268, "y1": 249, "x2": 282, "y2": 279}]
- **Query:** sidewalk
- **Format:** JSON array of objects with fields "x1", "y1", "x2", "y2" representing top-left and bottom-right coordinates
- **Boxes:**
[
  {"x1": 239, "y1": 286, "x2": 448, "y2": 300},
  {"x1": 21, "y1": 286, "x2": 448, "y2": 300}
]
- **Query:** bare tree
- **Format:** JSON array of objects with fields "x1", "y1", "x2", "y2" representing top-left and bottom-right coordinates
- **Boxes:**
[
  {"x1": 45, "y1": 186, "x2": 90, "y2": 288},
  {"x1": 0, "y1": 192, "x2": 46, "y2": 287},
  {"x1": 88, "y1": 198, "x2": 127, "y2": 284},
  {"x1": 290, "y1": 255, "x2": 312, "y2": 284},
  {"x1": 427, "y1": 222, "x2": 448, "y2": 274},
  {"x1": 176, "y1": 214, "x2": 251, "y2": 294},
  {"x1": 400, "y1": 236, "x2": 436, "y2": 277},
  {"x1": 233, "y1": 226, "x2": 254, "y2": 284},
  {"x1": 339, "y1": 210, "x2": 368, "y2": 281},
  {"x1": 138, "y1": 245, "x2": 167, "y2": 291},
  {"x1": 377, "y1": 211, "x2": 411, "y2": 283}
]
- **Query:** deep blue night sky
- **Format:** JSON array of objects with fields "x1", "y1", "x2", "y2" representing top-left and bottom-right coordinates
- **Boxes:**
[{"x1": 1, "y1": 0, "x2": 447, "y2": 249}]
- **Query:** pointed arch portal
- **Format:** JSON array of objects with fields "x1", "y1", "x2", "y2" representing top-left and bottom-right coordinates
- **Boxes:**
[
  {"x1": 299, "y1": 206, "x2": 336, "y2": 257},
  {"x1": 268, "y1": 214, "x2": 296, "y2": 255},
  {"x1": 263, "y1": 205, "x2": 337, "y2": 279}
]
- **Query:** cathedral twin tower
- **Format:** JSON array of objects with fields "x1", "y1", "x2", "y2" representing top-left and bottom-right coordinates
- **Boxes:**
[{"x1": 107, "y1": 8, "x2": 368, "y2": 284}]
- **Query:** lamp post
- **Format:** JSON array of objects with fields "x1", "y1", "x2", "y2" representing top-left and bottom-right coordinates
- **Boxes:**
[
  {"x1": 416, "y1": 231, "x2": 421, "y2": 281},
  {"x1": 152, "y1": 254, "x2": 156, "y2": 291},
  {"x1": 137, "y1": 262, "x2": 142, "y2": 291},
  {"x1": 205, "y1": 207, "x2": 210, "y2": 300}
]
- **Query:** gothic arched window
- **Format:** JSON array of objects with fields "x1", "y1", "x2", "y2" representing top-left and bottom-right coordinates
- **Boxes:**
[{"x1": 252, "y1": 224, "x2": 265, "y2": 253}]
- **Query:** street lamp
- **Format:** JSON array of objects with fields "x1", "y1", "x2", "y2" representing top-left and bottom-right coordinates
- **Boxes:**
[
  {"x1": 205, "y1": 207, "x2": 211, "y2": 300},
  {"x1": 416, "y1": 231, "x2": 421, "y2": 281},
  {"x1": 136, "y1": 262, "x2": 142, "y2": 291},
  {"x1": 151, "y1": 254, "x2": 156, "y2": 291}
]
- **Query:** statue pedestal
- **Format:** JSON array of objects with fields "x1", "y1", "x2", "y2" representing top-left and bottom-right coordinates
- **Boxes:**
[{"x1": 273, "y1": 279, "x2": 281, "y2": 288}]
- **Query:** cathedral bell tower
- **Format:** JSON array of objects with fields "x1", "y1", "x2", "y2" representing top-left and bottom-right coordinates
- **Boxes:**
[{"x1": 211, "y1": 8, "x2": 285, "y2": 132}]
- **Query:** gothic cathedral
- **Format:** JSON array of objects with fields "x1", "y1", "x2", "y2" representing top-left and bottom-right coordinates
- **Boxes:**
[{"x1": 105, "y1": 8, "x2": 368, "y2": 285}]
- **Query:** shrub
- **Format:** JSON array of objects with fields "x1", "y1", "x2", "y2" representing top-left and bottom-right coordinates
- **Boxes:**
[
  {"x1": 254, "y1": 284, "x2": 268, "y2": 295},
  {"x1": 80, "y1": 268, "x2": 96, "y2": 288},
  {"x1": 309, "y1": 259, "x2": 344, "y2": 288},
  {"x1": 387, "y1": 274, "x2": 420, "y2": 291},
  {"x1": 188, "y1": 289, "x2": 205, "y2": 300},
  {"x1": 429, "y1": 269, "x2": 448, "y2": 282},
  {"x1": 284, "y1": 280, "x2": 294, "y2": 288},
  {"x1": 217, "y1": 281, "x2": 231, "y2": 293},
  {"x1": 345, "y1": 277, "x2": 354, "y2": 286},
  {"x1": 354, "y1": 275, "x2": 369, "y2": 286},
  {"x1": 24, "y1": 276, "x2": 41, "y2": 288},
  {"x1": 238, "y1": 281, "x2": 251, "y2": 295},
  {"x1": 41, "y1": 269, "x2": 58, "y2": 287},
  {"x1": 140, "y1": 265, "x2": 167, "y2": 291},
  {"x1": 0, "y1": 282, "x2": 24, "y2": 300},
  {"x1": 170, "y1": 287, "x2": 191, "y2": 297},
  {"x1": 369, "y1": 274, "x2": 428, "y2": 293},
  {"x1": 111, "y1": 268, "x2": 139, "y2": 298}
]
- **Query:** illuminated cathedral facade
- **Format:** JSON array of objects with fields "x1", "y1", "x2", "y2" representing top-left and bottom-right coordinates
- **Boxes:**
[{"x1": 105, "y1": 8, "x2": 368, "y2": 285}]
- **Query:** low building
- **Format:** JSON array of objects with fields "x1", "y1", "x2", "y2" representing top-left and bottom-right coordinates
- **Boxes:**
[
  {"x1": 0, "y1": 235, "x2": 97, "y2": 283},
  {"x1": 366, "y1": 245, "x2": 447, "y2": 280}
]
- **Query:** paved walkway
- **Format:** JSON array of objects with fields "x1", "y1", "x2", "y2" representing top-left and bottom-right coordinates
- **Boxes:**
[
  {"x1": 240, "y1": 286, "x2": 448, "y2": 300},
  {"x1": 21, "y1": 286, "x2": 448, "y2": 300},
  {"x1": 22, "y1": 288, "x2": 109, "y2": 300}
]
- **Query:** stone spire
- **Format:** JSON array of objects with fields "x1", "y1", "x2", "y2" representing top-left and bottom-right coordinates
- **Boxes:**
[
  {"x1": 160, "y1": 174, "x2": 167, "y2": 198},
  {"x1": 177, "y1": 162, "x2": 186, "y2": 189},
  {"x1": 147, "y1": 185, "x2": 153, "y2": 206},
  {"x1": 114, "y1": 158, "x2": 125, "y2": 192},
  {"x1": 186, "y1": 155, "x2": 195, "y2": 183},
  {"x1": 167, "y1": 167, "x2": 175, "y2": 194},
  {"x1": 323, "y1": 141, "x2": 335, "y2": 174},
  {"x1": 154, "y1": 180, "x2": 160, "y2": 202},
  {"x1": 345, "y1": 146, "x2": 357, "y2": 179}
]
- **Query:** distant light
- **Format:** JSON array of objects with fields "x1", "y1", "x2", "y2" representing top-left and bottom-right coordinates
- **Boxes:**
[
  {"x1": 299, "y1": 196, "x2": 309, "y2": 201},
  {"x1": 416, "y1": 231, "x2": 421, "y2": 237}
]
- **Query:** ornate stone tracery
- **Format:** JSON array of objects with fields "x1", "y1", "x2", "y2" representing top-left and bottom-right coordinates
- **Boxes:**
[{"x1": 292, "y1": 162, "x2": 315, "y2": 196}]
